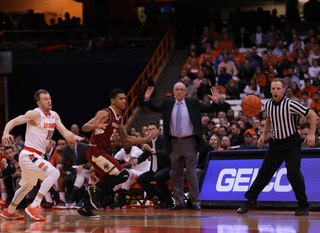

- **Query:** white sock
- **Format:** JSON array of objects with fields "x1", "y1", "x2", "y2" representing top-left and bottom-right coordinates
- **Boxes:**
[
  {"x1": 45, "y1": 192, "x2": 53, "y2": 203},
  {"x1": 31, "y1": 196, "x2": 42, "y2": 208},
  {"x1": 1, "y1": 193, "x2": 7, "y2": 201},
  {"x1": 59, "y1": 192, "x2": 66, "y2": 202}
]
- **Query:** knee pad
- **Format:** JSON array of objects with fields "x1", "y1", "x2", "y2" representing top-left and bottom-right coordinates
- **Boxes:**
[{"x1": 45, "y1": 166, "x2": 60, "y2": 181}]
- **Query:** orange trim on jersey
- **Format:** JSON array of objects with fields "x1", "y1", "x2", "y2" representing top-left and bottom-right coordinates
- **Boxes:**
[
  {"x1": 39, "y1": 108, "x2": 51, "y2": 118},
  {"x1": 38, "y1": 162, "x2": 45, "y2": 169},
  {"x1": 24, "y1": 146, "x2": 43, "y2": 156}
]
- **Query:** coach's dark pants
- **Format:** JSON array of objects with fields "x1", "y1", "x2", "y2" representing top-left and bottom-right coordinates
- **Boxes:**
[{"x1": 245, "y1": 133, "x2": 309, "y2": 208}]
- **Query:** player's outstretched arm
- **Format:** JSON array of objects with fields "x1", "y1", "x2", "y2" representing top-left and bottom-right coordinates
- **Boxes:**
[
  {"x1": 54, "y1": 112, "x2": 84, "y2": 142},
  {"x1": 82, "y1": 110, "x2": 109, "y2": 132},
  {"x1": 117, "y1": 124, "x2": 156, "y2": 145},
  {"x1": 2, "y1": 110, "x2": 39, "y2": 146}
]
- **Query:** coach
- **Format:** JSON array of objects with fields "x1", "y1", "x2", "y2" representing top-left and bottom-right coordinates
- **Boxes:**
[
  {"x1": 144, "y1": 83, "x2": 220, "y2": 210},
  {"x1": 237, "y1": 78, "x2": 317, "y2": 216}
]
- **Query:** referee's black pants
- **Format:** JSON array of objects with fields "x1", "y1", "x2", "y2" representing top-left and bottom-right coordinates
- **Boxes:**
[{"x1": 245, "y1": 133, "x2": 309, "y2": 208}]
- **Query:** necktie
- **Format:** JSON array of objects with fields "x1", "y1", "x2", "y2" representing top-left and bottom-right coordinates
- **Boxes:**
[
  {"x1": 176, "y1": 102, "x2": 182, "y2": 135},
  {"x1": 72, "y1": 149, "x2": 78, "y2": 166},
  {"x1": 151, "y1": 140, "x2": 157, "y2": 172}
]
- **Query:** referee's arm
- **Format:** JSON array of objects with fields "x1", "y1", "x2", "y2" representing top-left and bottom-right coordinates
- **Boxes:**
[
  {"x1": 305, "y1": 110, "x2": 317, "y2": 147},
  {"x1": 258, "y1": 118, "x2": 271, "y2": 148}
]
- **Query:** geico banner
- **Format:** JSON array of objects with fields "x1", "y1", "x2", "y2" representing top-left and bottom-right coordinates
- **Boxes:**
[{"x1": 200, "y1": 158, "x2": 320, "y2": 202}]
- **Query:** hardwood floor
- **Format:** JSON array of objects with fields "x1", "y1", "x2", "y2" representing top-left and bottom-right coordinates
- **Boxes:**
[{"x1": 1, "y1": 208, "x2": 319, "y2": 233}]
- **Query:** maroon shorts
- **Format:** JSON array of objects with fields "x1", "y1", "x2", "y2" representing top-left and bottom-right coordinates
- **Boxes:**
[{"x1": 86, "y1": 145, "x2": 124, "y2": 183}]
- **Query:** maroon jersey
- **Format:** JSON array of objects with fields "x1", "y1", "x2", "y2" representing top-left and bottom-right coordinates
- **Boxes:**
[{"x1": 89, "y1": 106, "x2": 122, "y2": 151}]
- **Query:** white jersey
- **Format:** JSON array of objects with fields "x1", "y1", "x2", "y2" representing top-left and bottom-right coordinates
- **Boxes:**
[
  {"x1": 24, "y1": 107, "x2": 55, "y2": 154},
  {"x1": 114, "y1": 146, "x2": 150, "y2": 173}
]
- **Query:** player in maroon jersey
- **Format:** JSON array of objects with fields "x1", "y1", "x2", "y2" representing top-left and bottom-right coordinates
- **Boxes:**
[{"x1": 77, "y1": 88, "x2": 156, "y2": 217}]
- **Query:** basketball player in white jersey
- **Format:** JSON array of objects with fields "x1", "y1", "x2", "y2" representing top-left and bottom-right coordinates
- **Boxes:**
[{"x1": 0, "y1": 89, "x2": 83, "y2": 221}]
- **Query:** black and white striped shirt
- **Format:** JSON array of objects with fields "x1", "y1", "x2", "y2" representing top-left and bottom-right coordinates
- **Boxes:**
[{"x1": 264, "y1": 96, "x2": 309, "y2": 140}]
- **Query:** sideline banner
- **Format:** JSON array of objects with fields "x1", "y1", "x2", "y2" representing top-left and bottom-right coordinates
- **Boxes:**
[{"x1": 200, "y1": 149, "x2": 320, "y2": 208}]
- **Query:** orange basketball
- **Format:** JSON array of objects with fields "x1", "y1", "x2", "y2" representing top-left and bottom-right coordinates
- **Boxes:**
[{"x1": 241, "y1": 95, "x2": 262, "y2": 116}]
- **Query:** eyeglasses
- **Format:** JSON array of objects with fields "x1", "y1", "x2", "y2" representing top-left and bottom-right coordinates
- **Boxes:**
[{"x1": 174, "y1": 88, "x2": 186, "y2": 92}]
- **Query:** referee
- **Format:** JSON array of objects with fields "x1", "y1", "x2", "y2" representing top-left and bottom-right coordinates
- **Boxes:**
[{"x1": 237, "y1": 78, "x2": 317, "y2": 216}]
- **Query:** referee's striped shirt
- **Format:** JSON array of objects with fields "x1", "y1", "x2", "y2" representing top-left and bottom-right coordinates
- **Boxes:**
[{"x1": 264, "y1": 96, "x2": 309, "y2": 140}]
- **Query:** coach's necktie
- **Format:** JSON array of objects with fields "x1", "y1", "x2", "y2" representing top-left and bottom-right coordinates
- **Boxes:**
[
  {"x1": 176, "y1": 102, "x2": 182, "y2": 135},
  {"x1": 151, "y1": 140, "x2": 157, "y2": 172},
  {"x1": 72, "y1": 149, "x2": 78, "y2": 166}
]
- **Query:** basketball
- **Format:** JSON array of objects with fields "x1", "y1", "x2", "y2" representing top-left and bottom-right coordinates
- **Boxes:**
[{"x1": 241, "y1": 95, "x2": 262, "y2": 116}]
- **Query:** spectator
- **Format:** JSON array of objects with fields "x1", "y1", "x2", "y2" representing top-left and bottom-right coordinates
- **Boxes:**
[
  {"x1": 287, "y1": 67, "x2": 301, "y2": 89},
  {"x1": 173, "y1": 69, "x2": 187, "y2": 88},
  {"x1": 238, "y1": 129, "x2": 259, "y2": 150},
  {"x1": 286, "y1": 87, "x2": 300, "y2": 102},
  {"x1": 217, "y1": 67, "x2": 233, "y2": 87},
  {"x1": 238, "y1": 59, "x2": 255, "y2": 92},
  {"x1": 244, "y1": 78, "x2": 261, "y2": 96},
  {"x1": 300, "y1": 123, "x2": 320, "y2": 147},
  {"x1": 218, "y1": 54, "x2": 238, "y2": 76},
  {"x1": 211, "y1": 40, "x2": 221, "y2": 58},
  {"x1": 184, "y1": 76, "x2": 195, "y2": 97},
  {"x1": 217, "y1": 95, "x2": 231, "y2": 114},
  {"x1": 289, "y1": 34, "x2": 305, "y2": 54},
  {"x1": 208, "y1": 134, "x2": 222, "y2": 150},
  {"x1": 312, "y1": 71, "x2": 320, "y2": 91},
  {"x1": 272, "y1": 40, "x2": 285, "y2": 58},
  {"x1": 226, "y1": 79, "x2": 240, "y2": 99},
  {"x1": 240, "y1": 50, "x2": 260, "y2": 70},
  {"x1": 193, "y1": 70, "x2": 205, "y2": 95},
  {"x1": 232, "y1": 45, "x2": 246, "y2": 70},
  {"x1": 197, "y1": 78, "x2": 212, "y2": 100},
  {"x1": 301, "y1": 78, "x2": 318, "y2": 99},
  {"x1": 277, "y1": 57, "x2": 292, "y2": 78},
  {"x1": 308, "y1": 45, "x2": 320, "y2": 65},
  {"x1": 201, "y1": 116, "x2": 210, "y2": 131},
  {"x1": 219, "y1": 33, "x2": 234, "y2": 54},
  {"x1": 293, "y1": 62, "x2": 305, "y2": 80},
  {"x1": 197, "y1": 26, "x2": 215, "y2": 53},
  {"x1": 215, "y1": 47, "x2": 235, "y2": 70},
  {"x1": 227, "y1": 108, "x2": 236, "y2": 123},
  {"x1": 250, "y1": 25, "x2": 268, "y2": 48},
  {"x1": 199, "y1": 46, "x2": 216, "y2": 68},
  {"x1": 277, "y1": 47, "x2": 293, "y2": 64},
  {"x1": 240, "y1": 114, "x2": 252, "y2": 130},
  {"x1": 251, "y1": 118, "x2": 261, "y2": 133},
  {"x1": 300, "y1": 56, "x2": 311, "y2": 76},
  {"x1": 308, "y1": 59, "x2": 320, "y2": 80},
  {"x1": 251, "y1": 45, "x2": 263, "y2": 66},
  {"x1": 305, "y1": 36, "x2": 317, "y2": 57},
  {"x1": 218, "y1": 126, "x2": 228, "y2": 139},
  {"x1": 291, "y1": 81, "x2": 302, "y2": 99},
  {"x1": 253, "y1": 66, "x2": 267, "y2": 89},
  {"x1": 70, "y1": 124, "x2": 88, "y2": 142},
  {"x1": 202, "y1": 64, "x2": 216, "y2": 86},
  {"x1": 234, "y1": 26, "x2": 251, "y2": 48},
  {"x1": 230, "y1": 123, "x2": 244, "y2": 147},
  {"x1": 300, "y1": 91, "x2": 312, "y2": 108},
  {"x1": 310, "y1": 92, "x2": 320, "y2": 112},
  {"x1": 220, "y1": 136, "x2": 231, "y2": 150},
  {"x1": 263, "y1": 47, "x2": 278, "y2": 67}
]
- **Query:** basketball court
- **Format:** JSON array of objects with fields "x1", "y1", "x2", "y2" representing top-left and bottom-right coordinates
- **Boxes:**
[{"x1": 1, "y1": 207, "x2": 319, "y2": 232}]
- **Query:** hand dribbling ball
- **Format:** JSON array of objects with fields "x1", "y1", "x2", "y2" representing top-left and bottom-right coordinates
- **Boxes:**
[{"x1": 241, "y1": 95, "x2": 262, "y2": 116}]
